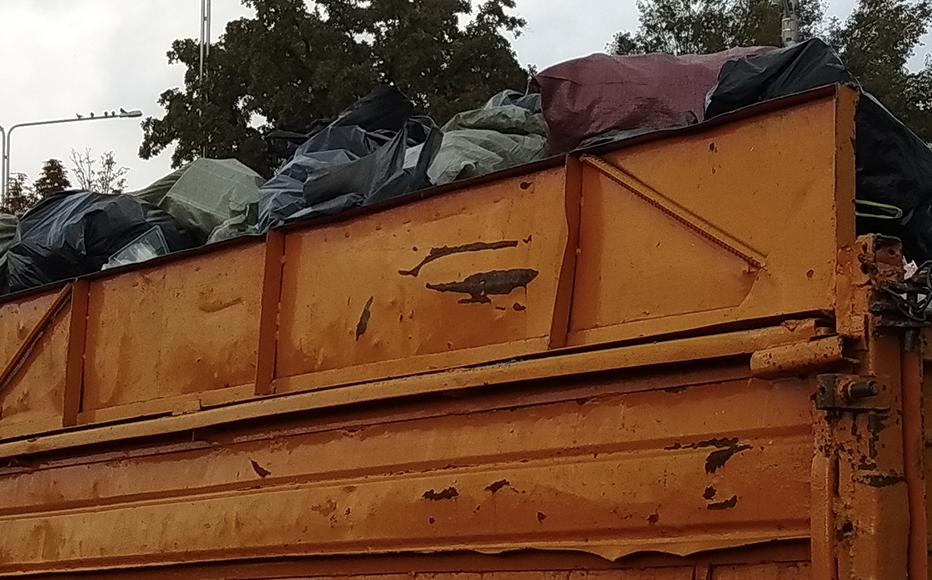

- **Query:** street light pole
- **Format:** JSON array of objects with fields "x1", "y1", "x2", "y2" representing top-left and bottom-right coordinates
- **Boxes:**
[{"x1": 0, "y1": 109, "x2": 142, "y2": 204}]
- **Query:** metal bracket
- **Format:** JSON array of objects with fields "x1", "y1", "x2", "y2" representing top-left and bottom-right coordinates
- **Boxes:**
[{"x1": 814, "y1": 373, "x2": 888, "y2": 412}]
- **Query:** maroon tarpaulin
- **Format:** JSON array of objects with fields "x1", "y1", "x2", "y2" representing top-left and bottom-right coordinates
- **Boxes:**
[{"x1": 536, "y1": 47, "x2": 774, "y2": 152}]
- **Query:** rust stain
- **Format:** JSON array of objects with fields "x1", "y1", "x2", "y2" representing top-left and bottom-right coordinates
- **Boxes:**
[
  {"x1": 703, "y1": 486, "x2": 717, "y2": 500},
  {"x1": 647, "y1": 512, "x2": 659, "y2": 525},
  {"x1": 512, "y1": 302, "x2": 527, "y2": 311},
  {"x1": 707, "y1": 495, "x2": 739, "y2": 510},
  {"x1": 422, "y1": 487, "x2": 459, "y2": 501},
  {"x1": 485, "y1": 479, "x2": 511, "y2": 494},
  {"x1": 536, "y1": 511, "x2": 547, "y2": 522},
  {"x1": 355, "y1": 296, "x2": 374, "y2": 341},
  {"x1": 250, "y1": 460, "x2": 271, "y2": 478},
  {"x1": 399, "y1": 240, "x2": 519, "y2": 277},
  {"x1": 426, "y1": 269, "x2": 539, "y2": 304}
]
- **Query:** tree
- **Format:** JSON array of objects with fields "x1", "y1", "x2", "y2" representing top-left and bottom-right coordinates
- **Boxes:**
[
  {"x1": 139, "y1": 0, "x2": 528, "y2": 176},
  {"x1": 609, "y1": 0, "x2": 826, "y2": 55},
  {"x1": 2, "y1": 173, "x2": 40, "y2": 216},
  {"x1": 831, "y1": 0, "x2": 932, "y2": 139},
  {"x1": 609, "y1": 0, "x2": 932, "y2": 141},
  {"x1": 70, "y1": 149, "x2": 129, "y2": 194},
  {"x1": 33, "y1": 158, "x2": 71, "y2": 197}
]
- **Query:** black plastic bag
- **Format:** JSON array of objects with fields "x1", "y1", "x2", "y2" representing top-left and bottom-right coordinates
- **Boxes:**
[
  {"x1": 5, "y1": 191, "x2": 193, "y2": 293},
  {"x1": 255, "y1": 86, "x2": 440, "y2": 231},
  {"x1": 705, "y1": 38, "x2": 932, "y2": 260}
]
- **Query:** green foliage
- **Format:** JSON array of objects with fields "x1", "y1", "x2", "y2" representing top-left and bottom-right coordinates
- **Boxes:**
[
  {"x1": 33, "y1": 158, "x2": 71, "y2": 197},
  {"x1": 2, "y1": 173, "x2": 40, "y2": 216},
  {"x1": 140, "y1": 0, "x2": 528, "y2": 176},
  {"x1": 831, "y1": 0, "x2": 932, "y2": 139},
  {"x1": 609, "y1": 0, "x2": 826, "y2": 55}
]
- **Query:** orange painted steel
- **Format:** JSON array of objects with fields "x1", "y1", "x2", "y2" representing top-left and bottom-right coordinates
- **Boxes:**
[{"x1": 0, "y1": 85, "x2": 925, "y2": 579}]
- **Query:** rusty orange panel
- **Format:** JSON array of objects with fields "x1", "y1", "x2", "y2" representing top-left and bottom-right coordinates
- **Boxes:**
[
  {"x1": 0, "y1": 375, "x2": 811, "y2": 574},
  {"x1": 569, "y1": 90, "x2": 856, "y2": 345},
  {"x1": 82, "y1": 242, "x2": 265, "y2": 415},
  {"x1": 0, "y1": 290, "x2": 69, "y2": 438},
  {"x1": 711, "y1": 562, "x2": 810, "y2": 579},
  {"x1": 275, "y1": 168, "x2": 570, "y2": 391}
]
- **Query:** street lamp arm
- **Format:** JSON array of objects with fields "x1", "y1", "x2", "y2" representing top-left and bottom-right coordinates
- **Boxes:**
[
  {"x1": 8, "y1": 111, "x2": 143, "y2": 135},
  {"x1": 0, "y1": 109, "x2": 142, "y2": 204}
]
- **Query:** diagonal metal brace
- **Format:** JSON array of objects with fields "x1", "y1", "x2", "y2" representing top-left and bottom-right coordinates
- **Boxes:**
[
  {"x1": 579, "y1": 154, "x2": 766, "y2": 269},
  {"x1": 0, "y1": 283, "x2": 73, "y2": 400}
]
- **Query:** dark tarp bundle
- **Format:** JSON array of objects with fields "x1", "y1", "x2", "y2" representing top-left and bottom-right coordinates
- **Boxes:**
[
  {"x1": 255, "y1": 85, "x2": 441, "y2": 232},
  {"x1": 705, "y1": 38, "x2": 932, "y2": 260},
  {"x1": 408, "y1": 89, "x2": 549, "y2": 186},
  {"x1": 5, "y1": 191, "x2": 193, "y2": 293},
  {"x1": 536, "y1": 47, "x2": 773, "y2": 152}
]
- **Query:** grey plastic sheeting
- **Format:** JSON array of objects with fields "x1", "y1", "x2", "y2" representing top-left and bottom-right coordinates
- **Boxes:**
[
  {"x1": 406, "y1": 90, "x2": 549, "y2": 186},
  {"x1": 131, "y1": 158, "x2": 264, "y2": 245}
]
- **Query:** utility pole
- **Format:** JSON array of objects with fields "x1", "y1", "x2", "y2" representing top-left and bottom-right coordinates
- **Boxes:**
[
  {"x1": 781, "y1": 0, "x2": 801, "y2": 46},
  {"x1": 199, "y1": 0, "x2": 212, "y2": 157}
]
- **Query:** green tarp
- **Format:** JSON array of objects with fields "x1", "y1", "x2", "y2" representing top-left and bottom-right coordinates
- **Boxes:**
[{"x1": 131, "y1": 158, "x2": 264, "y2": 244}]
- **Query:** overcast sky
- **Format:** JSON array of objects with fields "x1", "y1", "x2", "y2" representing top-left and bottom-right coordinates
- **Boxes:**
[{"x1": 0, "y1": 0, "x2": 912, "y2": 190}]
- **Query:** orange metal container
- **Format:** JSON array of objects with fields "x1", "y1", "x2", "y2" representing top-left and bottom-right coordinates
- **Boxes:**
[{"x1": 0, "y1": 85, "x2": 926, "y2": 579}]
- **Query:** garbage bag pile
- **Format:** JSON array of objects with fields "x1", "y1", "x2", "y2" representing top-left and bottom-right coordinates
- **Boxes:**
[
  {"x1": 4, "y1": 191, "x2": 193, "y2": 293},
  {"x1": 8, "y1": 37, "x2": 932, "y2": 294}
]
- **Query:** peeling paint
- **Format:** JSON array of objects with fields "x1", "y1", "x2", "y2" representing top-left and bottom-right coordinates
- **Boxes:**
[
  {"x1": 250, "y1": 460, "x2": 271, "y2": 478},
  {"x1": 355, "y1": 297, "x2": 374, "y2": 341},
  {"x1": 399, "y1": 241, "x2": 519, "y2": 277},
  {"x1": 707, "y1": 495, "x2": 739, "y2": 510},
  {"x1": 485, "y1": 479, "x2": 511, "y2": 494},
  {"x1": 860, "y1": 473, "x2": 905, "y2": 488},
  {"x1": 426, "y1": 269, "x2": 539, "y2": 304},
  {"x1": 422, "y1": 487, "x2": 459, "y2": 501},
  {"x1": 705, "y1": 444, "x2": 752, "y2": 474}
]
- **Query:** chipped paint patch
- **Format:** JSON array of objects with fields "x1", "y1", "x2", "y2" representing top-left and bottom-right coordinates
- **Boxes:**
[
  {"x1": 399, "y1": 241, "x2": 519, "y2": 277},
  {"x1": 355, "y1": 297, "x2": 374, "y2": 341},
  {"x1": 426, "y1": 269, "x2": 539, "y2": 304}
]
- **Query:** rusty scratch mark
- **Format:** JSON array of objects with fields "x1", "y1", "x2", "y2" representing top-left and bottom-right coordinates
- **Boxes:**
[
  {"x1": 537, "y1": 511, "x2": 548, "y2": 522},
  {"x1": 250, "y1": 460, "x2": 271, "y2": 478},
  {"x1": 399, "y1": 240, "x2": 519, "y2": 277},
  {"x1": 355, "y1": 296, "x2": 374, "y2": 341},
  {"x1": 423, "y1": 487, "x2": 459, "y2": 501},
  {"x1": 426, "y1": 269, "x2": 539, "y2": 304},
  {"x1": 486, "y1": 479, "x2": 511, "y2": 494},
  {"x1": 199, "y1": 296, "x2": 244, "y2": 314},
  {"x1": 707, "y1": 495, "x2": 739, "y2": 510}
]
